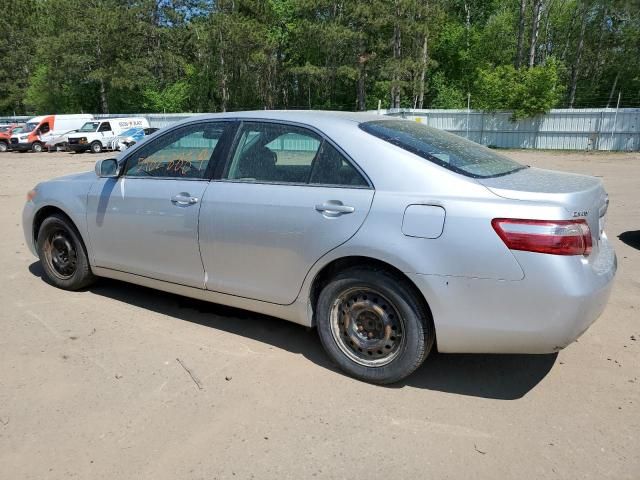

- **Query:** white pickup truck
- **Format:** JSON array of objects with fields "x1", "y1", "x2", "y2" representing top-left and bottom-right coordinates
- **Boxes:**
[{"x1": 67, "y1": 117, "x2": 150, "y2": 153}]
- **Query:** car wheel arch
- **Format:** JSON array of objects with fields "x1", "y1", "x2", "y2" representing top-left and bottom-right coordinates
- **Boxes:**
[
  {"x1": 308, "y1": 255, "x2": 435, "y2": 343},
  {"x1": 32, "y1": 206, "x2": 89, "y2": 256}
]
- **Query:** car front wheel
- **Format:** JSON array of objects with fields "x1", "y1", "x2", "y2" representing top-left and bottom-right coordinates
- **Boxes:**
[
  {"x1": 316, "y1": 267, "x2": 434, "y2": 384},
  {"x1": 0, "y1": 141, "x2": 7, "y2": 152},
  {"x1": 32, "y1": 142, "x2": 43, "y2": 153},
  {"x1": 90, "y1": 141, "x2": 102, "y2": 153},
  {"x1": 36, "y1": 214, "x2": 96, "y2": 290}
]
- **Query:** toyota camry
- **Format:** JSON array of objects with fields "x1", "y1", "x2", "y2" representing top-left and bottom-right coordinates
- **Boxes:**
[{"x1": 23, "y1": 111, "x2": 616, "y2": 384}]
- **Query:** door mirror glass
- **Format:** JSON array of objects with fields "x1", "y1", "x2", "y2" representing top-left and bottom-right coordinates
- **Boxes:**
[{"x1": 95, "y1": 158, "x2": 119, "y2": 178}]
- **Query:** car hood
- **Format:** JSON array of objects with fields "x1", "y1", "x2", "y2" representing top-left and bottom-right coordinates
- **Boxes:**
[{"x1": 47, "y1": 171, "x2": 96, "y2": 183}]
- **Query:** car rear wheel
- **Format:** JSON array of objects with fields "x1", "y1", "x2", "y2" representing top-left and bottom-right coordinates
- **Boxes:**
[
  {"x1": 32, "y1": 142, "x2": 43, "y2": 153},
  {"x1": 316, "y1": 267, "x2": 434, "y2": 384},
  {"x1": 0, "y1": 141, "x2": 7, "y2": 152},
  {"x1": 36, "y1": 214, "x2": 96, "y2": 290},
  {"x1": 90, "y1": 141, "x2": 103, "y2": 153}
]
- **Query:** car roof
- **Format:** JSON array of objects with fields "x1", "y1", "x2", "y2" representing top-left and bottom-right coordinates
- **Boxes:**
[{"x1": 182, "y1": 110, "x2": 392, "y2": 128}]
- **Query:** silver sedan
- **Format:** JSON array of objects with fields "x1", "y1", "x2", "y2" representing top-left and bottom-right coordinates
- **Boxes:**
[{"x1": 22, "y1": 111, "x2": 616, "y2": 384}]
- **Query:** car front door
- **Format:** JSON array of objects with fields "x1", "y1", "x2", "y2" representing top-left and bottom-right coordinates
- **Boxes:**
[
  {"x1": 199, "y1": 121, "x2": 375, "y2": 305},
  {"x1": 86, "y1": 121, "x2": 232, "y2": 288},
  {"x1": 98, "y1": 121, "x2": 112, "y2": 139}
]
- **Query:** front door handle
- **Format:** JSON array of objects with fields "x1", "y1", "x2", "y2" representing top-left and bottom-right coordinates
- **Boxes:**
[
  {"x1": 171, "y1": 193, "x2": 199, "y2": 206},
  {"x1": 315, "y1": 201, "x2": 355, "y2": 216}
]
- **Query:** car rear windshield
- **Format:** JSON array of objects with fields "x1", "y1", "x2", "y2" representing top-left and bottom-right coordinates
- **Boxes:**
[{"x1": 360, "y1": 120, "x2": 527, "y2": 178}]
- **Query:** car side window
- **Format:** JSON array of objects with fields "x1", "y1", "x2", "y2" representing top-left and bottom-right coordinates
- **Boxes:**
[
  {"x1": 226, "y1": 122, "x2": 321, "y2": 184},
  {"x1": 99, "y1": 122, "x2": 112, "y2": 132},
  {"x1": 39, "y1": 123, "x2": 50, "y2": 134},
  {"x1": 309, "y1": 142, "x2": 368, "y2": 187},
  {"x1": 124, "y1": 122, "x2": 226, "y2": 179}
]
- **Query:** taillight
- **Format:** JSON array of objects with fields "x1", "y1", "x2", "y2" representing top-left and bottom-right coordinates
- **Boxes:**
[{"x1": 492, "y1": 218, "x2": 592, "y2": 256}]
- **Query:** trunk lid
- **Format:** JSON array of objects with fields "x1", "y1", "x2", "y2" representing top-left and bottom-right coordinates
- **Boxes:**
[{"x1": 479, "y1": 167, "x2": 609, "y2": 255}]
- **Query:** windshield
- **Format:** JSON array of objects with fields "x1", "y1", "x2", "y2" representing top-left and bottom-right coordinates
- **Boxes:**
[
  {"x1": 79, "y1": 122, "x2": 100, "y2": 132},
  {"x1": 13, "y1": 127, "x2": 24, "y2": 134},
  {"x1": 23, "y1": 122, "x2": 39, "y2": 133},
  {"x1": 360, "y1": 120, "x2": 527, "y2": 179}
]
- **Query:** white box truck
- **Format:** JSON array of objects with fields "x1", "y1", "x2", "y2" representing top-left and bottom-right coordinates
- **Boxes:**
[
  {"x1": 67, "y1": 117, "x2": 150, "y2": 153},
  {"x1": 9, "y1": 114, "x2": 94, "y2": 152}
]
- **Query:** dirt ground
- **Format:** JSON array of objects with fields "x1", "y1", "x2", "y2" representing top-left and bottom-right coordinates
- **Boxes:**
[{"x1": 0, "y1": 149, "x2": 638, "y2": 479}]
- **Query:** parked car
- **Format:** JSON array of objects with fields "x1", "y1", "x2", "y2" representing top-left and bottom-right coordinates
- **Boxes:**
[
  {"x1": 45, "y1": 129, "x2": 80, "y2": 152},
  {"x1": 67, "y1": 117, "x2": 150, "y2": 153},
  {"x1": 107, "y1": 126, "x2": 159, "y2": 151},
  {"x1": 0, "y1": 124, "x2": 25, "y2": 152},
  {"x1": 22, "y1": 111, "x2": 616, "y2": 384},
  {"x1": 9, "y1": 115, "x2": 93, "y2": 152}
]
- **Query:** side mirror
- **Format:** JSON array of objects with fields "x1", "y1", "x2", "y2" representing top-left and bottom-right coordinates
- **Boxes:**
[{"x1": 95, "y1": 158, "x2": 120, "y2": 178}]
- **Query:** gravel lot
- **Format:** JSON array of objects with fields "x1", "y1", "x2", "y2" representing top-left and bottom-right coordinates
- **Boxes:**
[{"x1": 1, "y1": 149, "x2": 638, "y2": 479}]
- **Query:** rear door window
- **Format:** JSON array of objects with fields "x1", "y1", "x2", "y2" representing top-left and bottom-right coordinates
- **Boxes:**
[
  {"x1": 309, "y1": 142, "x2": 368, "y2": 187},
  {"x1": 226, "y1": 123, "x2": 321, "y2": 183},
  {"x1": 224, "y1": 122, "x2": 369, "y2": 187}
]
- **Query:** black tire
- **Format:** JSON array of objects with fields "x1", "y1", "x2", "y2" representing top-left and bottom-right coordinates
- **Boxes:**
[
  {"x1": 0, "y1": 141, "x2": 7, "y2": 152},
  {"x1": 32, "y1": 141, "x2": 43, "y2": 153},
  {"x1": 316, "y1": 267, "x2": 435, "y2": 384},
  {"x1": 36, "y1": 214, "x2": 96, "y2": 290},
  {"x1": 90, "y1": 141, "x2": 102, "y2": 153}
]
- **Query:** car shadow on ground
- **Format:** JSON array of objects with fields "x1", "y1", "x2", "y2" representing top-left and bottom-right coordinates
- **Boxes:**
[
  {"x1": 619, "y1": 230, "x2": 640, "y2": 250},
  {"x1": 29, "y1": 262, "x2": 556, "y2": 400}
]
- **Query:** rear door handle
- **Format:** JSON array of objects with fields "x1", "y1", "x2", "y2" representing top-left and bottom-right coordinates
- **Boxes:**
[
  {"x1": 171, "y1": 193, "x2": 199, "y2": 206},
  {"x1": 315, "y1": 201, "x2": 355, "y2": 216}
]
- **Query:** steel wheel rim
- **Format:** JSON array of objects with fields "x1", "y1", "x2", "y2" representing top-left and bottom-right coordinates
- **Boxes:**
[
  {"x1": 43, "y1": 229, "x2": 78, "y2": 280},
  {"x1": 330, "y1": 287, "x2": 405, "y2": 367}
]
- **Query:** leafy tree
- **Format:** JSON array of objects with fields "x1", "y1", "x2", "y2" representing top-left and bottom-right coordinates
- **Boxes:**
[
  {"x1": 475, "y1": 59, "x2": 565, "y2": 118},
  {"x1": 0, "y1": 0, "x2": 637, "y2": 117}
]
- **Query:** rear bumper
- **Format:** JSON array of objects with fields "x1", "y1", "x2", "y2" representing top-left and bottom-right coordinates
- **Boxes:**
[{"x1": 409, "y1": 238, "x2": 617, "y2": 354}]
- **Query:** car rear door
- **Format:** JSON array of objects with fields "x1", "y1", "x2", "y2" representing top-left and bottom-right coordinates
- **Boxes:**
[
  {"x1": 198, "y1": 120, "x2": 374, "y2": 305},
  {"x1": 86, "y1": 121, "x2": 233, "y2": 288}
]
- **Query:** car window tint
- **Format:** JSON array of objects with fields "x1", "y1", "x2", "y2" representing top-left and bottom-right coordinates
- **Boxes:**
[
  {"x1": 360, "y1": 120, "x2": 527, "y2": 178},
  {"x1": 124, "y1": 123, "x2": 225, "y2": 179},
  {"x1": 226, "y1": 123, "x2": 321, "y2": 183},
  {"x1": 309, "y1": 142, "x2": 368, "y2": 187}
]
